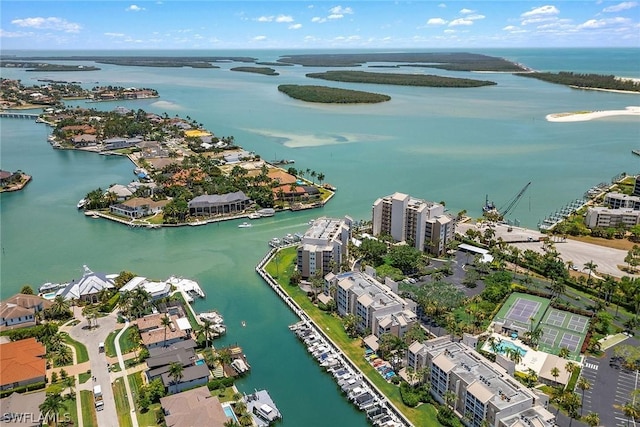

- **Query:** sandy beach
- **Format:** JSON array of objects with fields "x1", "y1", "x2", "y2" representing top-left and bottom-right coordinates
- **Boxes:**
[{"x1": 546, "y1": 105, "x2": 640, "y2": 122}]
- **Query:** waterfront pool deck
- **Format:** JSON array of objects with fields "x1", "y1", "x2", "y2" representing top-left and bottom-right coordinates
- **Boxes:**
[{"x1": 483, "y1": 332, "x2": 548, "y2": 374}]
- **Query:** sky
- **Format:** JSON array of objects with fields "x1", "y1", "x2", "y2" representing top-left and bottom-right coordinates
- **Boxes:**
[{"x1": 1, "y1": 1, "x2": 639, "y2": 50}]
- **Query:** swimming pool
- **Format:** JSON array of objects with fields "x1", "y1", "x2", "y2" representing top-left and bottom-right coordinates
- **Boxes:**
[
  {"x1": 195, "y1": 359, "x2": 205, "y2": 366},
  {"x1": 223, "y1": 405, "x2": 239, "y2": 422},
  {"x1": 496, "y1": 340, "x2": 527, "y2": 357}
]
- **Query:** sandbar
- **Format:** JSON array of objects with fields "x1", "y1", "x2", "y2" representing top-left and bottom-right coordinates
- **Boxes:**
[{"x1": 546, "y1": 106, "x2": 640, "y2": 122}]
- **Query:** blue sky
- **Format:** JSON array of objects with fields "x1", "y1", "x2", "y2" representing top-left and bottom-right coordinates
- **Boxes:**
[{"x1": 1, "y1": 1, "x2": 639, "y2": 50}]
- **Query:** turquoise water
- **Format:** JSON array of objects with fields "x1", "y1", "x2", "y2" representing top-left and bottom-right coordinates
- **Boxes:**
[
  {"x1": 195, "y1": 359, "x2": 205, "y2": 366},
  {"x1": 223, "y1": 405, "x2": 238, "y2": 422},
  {"x1": 496, "y1": 341, "x2": 527, "y2": 357},
  {"x1": 1, "y1": 48, "x2": 639, "y2": 425}
]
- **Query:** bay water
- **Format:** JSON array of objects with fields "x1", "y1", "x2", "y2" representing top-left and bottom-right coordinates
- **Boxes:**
[{"x1": 1, "y1": 48, "x2": 639, "y2": 426}]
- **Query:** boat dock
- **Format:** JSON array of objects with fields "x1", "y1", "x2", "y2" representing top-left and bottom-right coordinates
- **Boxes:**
[
  {"x1": 243, "y1": 389, "x2": 282, "y2": 427},
  {"x1": 166, "y1": 276, "x2": 205, "y2": 302}
]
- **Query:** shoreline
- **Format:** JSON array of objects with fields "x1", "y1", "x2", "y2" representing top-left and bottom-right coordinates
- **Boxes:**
[{"x1": 546, "y1": 105, "x2": 640, "y2": 122}]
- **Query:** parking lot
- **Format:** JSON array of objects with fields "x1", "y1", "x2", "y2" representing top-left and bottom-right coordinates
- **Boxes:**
[{"x1": 579, "y1": 336, "x2": 639, "y2": 427}]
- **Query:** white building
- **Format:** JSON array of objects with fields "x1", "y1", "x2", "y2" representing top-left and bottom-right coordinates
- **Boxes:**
[
  {"x1": 56, "y1": 266, "x2": 115, "y2": 303},
  {"x1": 407, "y1": 337, "x2": 554, "y2": 427},
  {"x1": 120, "y1": 276, "x2": 171, "y2": 300},
  {"x1": 296, "y1": 216, "x2": 352, "y2": 279},
  {"x1": 372, "y1": 192, "x2": 455, "y2": 256},
  {"x1": 584, "y1": 206, "x2": 640, "y2": 229},
  {"x1": 326, "y1": 268, "x2": 417, "y2": 339}
]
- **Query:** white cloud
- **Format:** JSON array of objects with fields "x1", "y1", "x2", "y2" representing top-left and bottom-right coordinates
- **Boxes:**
[
  {"x1": 460, "y1": 8, "x2": 474, "y2": 14},
  {"x1": 276, "y1": 15, "x2": 294, "y2": 23},
  {"x1": 257, "y1": 16, "x2": 273, "y2": 22},
  {"x1": 289, "y1": 23, "x2": 302, "y2": 30},
  {"x1": 0, "y1": 29, "x2": 29, "y2": 38},
  {"x1": 11, "y1": 17, "x2": 81, "y2": 33},
  {"x1": 253, "y1": 35, "x2": 267, "y2": 41},
  {"x1": 104, "y1": 32, "x2": 125, "y2": 37},
  {"x1": 603, "y1": 1, "x2": 638, "y2": 12},
  {"x1": 444, "y1": 29, "x2": 455, "y2": 33},
  {"x1": 438, "y1": 3, "x2": 447, "y2": 8},
  {"x1": 329, "y1": 6, "x2": 353, "y2": 15},
  {"x1": 126, "y1": 5, "x2": 145, "y2": 12},
  {"x1": 427, "y1": 18, "x2": 448, "y2": 25},
  {"x1": 521, "y1": 5, "x2": 559, "y2": 18},
  {"x1": 328, "y1": 14, "x2": 344, "y2": 19},
  {"x1": 312, "y1": 16, "x2": 326, "y2": 23},
  {"x1": 578, "y1": 17, "x2": 631, "y2": 28},
  {"x1": 449, "y1": 18, "x2": 473, "y2": 26},
  {"x1": 503, "y1": 25, "x2": 519, "y2": 31}
]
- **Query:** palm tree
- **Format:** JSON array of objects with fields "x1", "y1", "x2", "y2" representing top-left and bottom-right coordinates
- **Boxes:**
[
  {"x1": 576, "y1": 376, "x2": 591, "y2": 416},
  {"x1": 39, "y1": 392, "x2": 65, "y2": 427},
  {"x1": 620, "y1": 401, "x2": 640, "y2": 427},
  {"x1": 168, "y1": 362, "x2": 184, "y2": 390},
  {"x1": 565, "y1": 361, "x2": 577, "y2": 377},
  {"x1": 583, "y1": 412, "x2": 600, "y2": 427},
  {"x1": 583, "y1": 261, "x2": 598, "y2": 286},
  {"x1": 128, "y1": 327, "x2": 141, "y2": 359},
  {"x1": 443, "y1": 390, "x2": 457, "y2": 412},
  {"x1": 558, "y1": 347, "x2": 571, "y2": 358},
  {"x1": 509, "y1": 348, "x2": 523, "y2": 365},
  {"x1": 317, "y1": 172, "x2": 325, "y2": 184},
  {"x1": 49, "y1": 295, "x2": 70, "y2": 318},
  {"x1": 562, "y1": 392, "x2": 581, "y2": 427},
  {"x1": 63, "y1": 375, "x2": 75, "y2": 399},
  {"x1": 161, "y1": 315, "x2": 171, "y2": 348},
  {"x1": 198, "y1": 318, "x2": 215, "y2": 348},
  {"x1": 54, "y1": 345, "x2": 73, "y2": 367},
  {"x1": 550, "y1": 367, "x2": 560, "y2": 386}
]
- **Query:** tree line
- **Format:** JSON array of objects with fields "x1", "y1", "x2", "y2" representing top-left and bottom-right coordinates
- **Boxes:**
[{"x1": 519, "y1": 71, "x2": 640, "y2": 92}]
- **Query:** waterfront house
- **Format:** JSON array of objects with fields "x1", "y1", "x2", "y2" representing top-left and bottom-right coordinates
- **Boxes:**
[
  {"x1": 188, "y1": 191, "x2": 250, "y2": 216},
  {"x1": 0, "y1": 338, "x2": 46, "y2": 391},
  {"x1": 119, "y1": 276, "x2": 171, "y2": 300},
  {"x1": 161, "y1": 363, "x2": 211, "y2": 394},
  {"x1": 135, "y1": 312, "x2": 190, "y2": 349},
  {"x1": 145, "y1": 339, "x2": 210, "y2": 393},
  {"x1": 160, "y1": 385, "x2": 228, "y2": 427},
  {"x1": 71, "y1": 134, "x2": 97, "y2": 147},
  {"x1": 103, "y1": 136, "x2": 143, "y2": 151},
  {"x1": 110, "y1": 197, "x2": 169, "y2": 219},
  {"x1": 106, "y1": 184, "x2": 133, "y2": 201},
  {"x1": 56, "y1": 265, "x2": 115, "y2": 303},
  {"x1": 0, "y1": 170, "x2": 19, "y2": 187},
  {"x1": 0, "y1": 294, "x2": 51, "y2": 330},
  {"x1": 243, "y1": 389, "x2": 282, "y2": 427}
]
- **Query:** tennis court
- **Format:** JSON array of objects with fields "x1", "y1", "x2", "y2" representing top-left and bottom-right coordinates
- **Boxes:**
[{"x1": 494, "y1": 293, "x2": 550, "y2": 330}]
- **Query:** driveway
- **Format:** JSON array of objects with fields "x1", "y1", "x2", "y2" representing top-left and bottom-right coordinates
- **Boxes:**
[{"x1": 66, "y1": 306, "x2": 120, "y2": 427}]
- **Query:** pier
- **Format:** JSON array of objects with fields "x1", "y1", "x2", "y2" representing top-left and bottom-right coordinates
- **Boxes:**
[{"x1": 0, "y1": 112, "x2": 40, "y2": 119}]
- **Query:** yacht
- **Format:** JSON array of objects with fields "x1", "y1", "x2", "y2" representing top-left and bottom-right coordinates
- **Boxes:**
[
  {"x1": 238, "y1": 222, "x2": 252, "y2": 228},
  {"x1": 77, "y1": 198, "x2": 87, "y2": 209},
  {"x1": 257, "y1": 208, "x2": 275, "y2": 217},
  {"x1": 248, "y1": 212, "x2": 261, "y2": 219}
]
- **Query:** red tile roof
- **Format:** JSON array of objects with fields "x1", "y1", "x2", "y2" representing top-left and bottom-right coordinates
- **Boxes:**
[{"x1": 0, "y1": 338, "x2": 46, "y2": 386}]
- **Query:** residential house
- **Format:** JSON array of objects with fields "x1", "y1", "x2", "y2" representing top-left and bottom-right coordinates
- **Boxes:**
[
  {"x1": 103, "y1": 137, "x2": 143, "y2": 151},
  {"x1": 0, "y1": 338, "x2": 46, "y2": 391},
  {"x1": 120, "y1": 276, "x2": 171, "y2": 300},
  {"x1": 56, "y1": 265, "x2": 115, "y2": 303},
  {"x1": 0, "y1": 294, "x2": 51, "y2": 329},
  {"x1": 160, "y1": 385, "x2": 228, "y2": 427},
  {"x1": 0, "y1": 170, "x2": 20, "y2": 187},
  {"x1": 106, "y1": 184, "x2": 133, "y2": 201},
  {"x1": 110, "y1": 197, "x2": 169, "y2": 219},
  {"x1": 135, "y1": 312, "x2": 189, "y2": 349},
  {"x1": 188, "y1": 192, "x2": 251, "y2": 216},
  {"x1": 145, "y1": 339, "x2": 210, "y2": 393},
  {"x1": 71, "y1": 134, "x2": 97, "y2": 147},
  {"x1": 296, "y1": 216, "x2": 352, "y2": 279}
]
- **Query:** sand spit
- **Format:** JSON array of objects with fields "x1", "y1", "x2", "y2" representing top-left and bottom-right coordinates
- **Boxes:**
[{"x1": 546, "y1": 106, "x2": 640, "y2": 122}]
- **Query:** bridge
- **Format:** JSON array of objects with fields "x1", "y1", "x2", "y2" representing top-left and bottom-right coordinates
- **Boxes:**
[{"x1": 0, "y1": 112, "x2": 40, "y2": 119}]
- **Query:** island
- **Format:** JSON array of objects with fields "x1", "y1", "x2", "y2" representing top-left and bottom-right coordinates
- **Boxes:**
[
  {"x1": 0, "y1": 55, "x2": 258, "y2": 68},
  {"x1": 278, "y1": 84, "x2": 391, "y2": 104},
  {"x1": 305, "y1": 70, "x2": 497, "y2": 87},
  {"x1": 230, "y1": 66, "x2": 279, "y2": 76},
  {"x1": 519, "y1": 71, "x2": 640, "y2": 93},
  {"x1": 277, "y1": 52, "x2": 527, "y2": 71},
  {"x1": 546, "y1": 106, "x2": 640, "y2": 122},
  {"x1": 0, "y1": 61, "x2": 100, "y2": 72}
]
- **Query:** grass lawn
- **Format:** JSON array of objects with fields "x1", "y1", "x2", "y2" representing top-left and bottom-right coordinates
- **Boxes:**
[
  {"x1": 129, "y1": 369, "x2": 162, "y2": 426},
  {"x1": 214, "y1": 386, "x2": 237, "y2": 403},
  {"x1": 61, "y1": 396, "x2": 78, "y2": 426},
  {"x1": 80, "y1": 390, "x2": 98, "y2": 427},
  {"x1": 119, "y1": 325, "x2": 139, "y2": 354},
  {"x1": 172, "y1": 292, "x2": 200, "y2": 332},
  {"x1": 264, "y1": 246, "x2": 440, "y2": 426},
  {"x1": 105, "y1": 329, "x2": 121, "y2": 357},
  {"x1": 62, "y1": 333, "x2": 90, "y2": 363},
  {"x1": 79, "y1": 372, "x2": 92, "y2": 384},
  {"x1": 112, "y1": 377, "x2": 133, "y2": 427}
]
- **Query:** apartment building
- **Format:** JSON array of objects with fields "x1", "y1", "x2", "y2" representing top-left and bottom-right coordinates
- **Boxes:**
[
  {"x1": 584, "y1": 206, "x2": 640, "y2": 229},
  {"x1": 326, "y1": 269, "x2": 417, "y2": 339},
  {"x1": 371, "y1": 192, "x2": 455, "y2": 256},
  {"x1": 604, "y1": 192, "x2": 640, "y2": 210},
  {"x1": 297, "y1": 216, "x2": 352, "y2": 279},
  {"x1": 407, "y1": 337, "x2": 554, "y2": 427}
]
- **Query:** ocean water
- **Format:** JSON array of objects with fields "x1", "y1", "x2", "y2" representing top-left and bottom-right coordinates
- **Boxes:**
[{"x1": 1, "y1": 48, "x2": 639, "y2": 426}]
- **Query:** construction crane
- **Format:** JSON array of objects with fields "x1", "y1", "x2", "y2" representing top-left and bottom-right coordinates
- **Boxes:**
[{"x1": 483, "y1": 182, "x2": 531, "y2": 220}]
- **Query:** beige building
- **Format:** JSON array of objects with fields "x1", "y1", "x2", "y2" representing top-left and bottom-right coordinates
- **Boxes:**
[
  {"x1": 584, "y1": 206, "x2": 640, "y2": 229},
  {"x1": 327, "y1": 268, "x2": 417, "y2": 338},
  {"x1": 297, "y1": 216, "x2": 352, "y2": 279},
  {"x1": 371, "y1": 192, "x2": 455, "y2": 256},
  {"x1": 407, "y1": 337, "x2": 554, "y2": 427}
]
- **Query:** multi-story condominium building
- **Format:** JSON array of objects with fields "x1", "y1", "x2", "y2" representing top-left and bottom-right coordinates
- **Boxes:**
[
  {"x1": 297, "y1": 216, "x2": 352, "y2": 279},
  {"x1": 407, "y1": 337, "x2": 555, "y2": 427},
  {"x1": 633, "y1": 176, "x2": 640, "y2": 197},
  {"x1": 325, "y1": 269, "x2": 417, "y2": 339},
  {"x1": 604, "y1": 192, "x2": 640, "y2": 210},
  {"x1": 584, "y1": 206, "x2": 640, "y2": 229},
  {"x1": 371, "y1": 192, "x2": 455, "y2": 256}
]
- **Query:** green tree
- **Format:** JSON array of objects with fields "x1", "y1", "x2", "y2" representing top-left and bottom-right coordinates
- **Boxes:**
[
  {"x1": 576, "y1": 376, "x2": 591, "y2": 416},
  {"x1": 168, "y1": 362, "x2": 184, "y2": 388},
  {"x1": 583, "y1": 261, "x2": 598, "y2": 286},
  {"x1": 388, "y1": 245, "x2": 422, "y2": 274},
  {"x1": 550, "y1": 367, "x2": 560, "y2": 386},
  {"x1": 360, "y1": 238, "x2": 388, "y2": 266},
  {"x1": 583, "y1": 412, "x2": 600, "y2": 427},
  {"x1": 39, "y1": 392, "x2": 65, "y2": 427},
  {"x1": 20, "y1": 285, "x2": 34, "y2": 294},
  {"x1": 161, "y1": 315, "x2": 171, "y2": 348}
]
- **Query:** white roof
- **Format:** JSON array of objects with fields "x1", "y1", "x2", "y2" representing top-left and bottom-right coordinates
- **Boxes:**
[
  {"x1": 175, "y1": 317, "x2": 192, "y2": 331},
  {"x1": 120, "y1": 276, "x2": 148, "y2": 293}
]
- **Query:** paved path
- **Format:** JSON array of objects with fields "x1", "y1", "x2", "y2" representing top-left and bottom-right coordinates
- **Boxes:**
[{"x1": 114, "y1": 322, "x2": 139, "y2": 427}]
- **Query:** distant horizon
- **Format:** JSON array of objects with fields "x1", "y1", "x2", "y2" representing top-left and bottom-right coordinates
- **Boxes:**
[{"x1": 2, "y1": 1, "x2": 639, "y2": 50}]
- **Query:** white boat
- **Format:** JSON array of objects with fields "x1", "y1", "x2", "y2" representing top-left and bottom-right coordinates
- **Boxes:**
[
  {"x1": 257, "y1": 208, "x2": 275, "y2": 217},
  {"x1": 77, "y1": 198, "x2": 87, "y2": 209},
  {"x1": 248, "y1": 212, "x2": 261, "y2": 219},
  {"x1": 238, "y1": 222, "x2": 252, "y2": 228}
]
